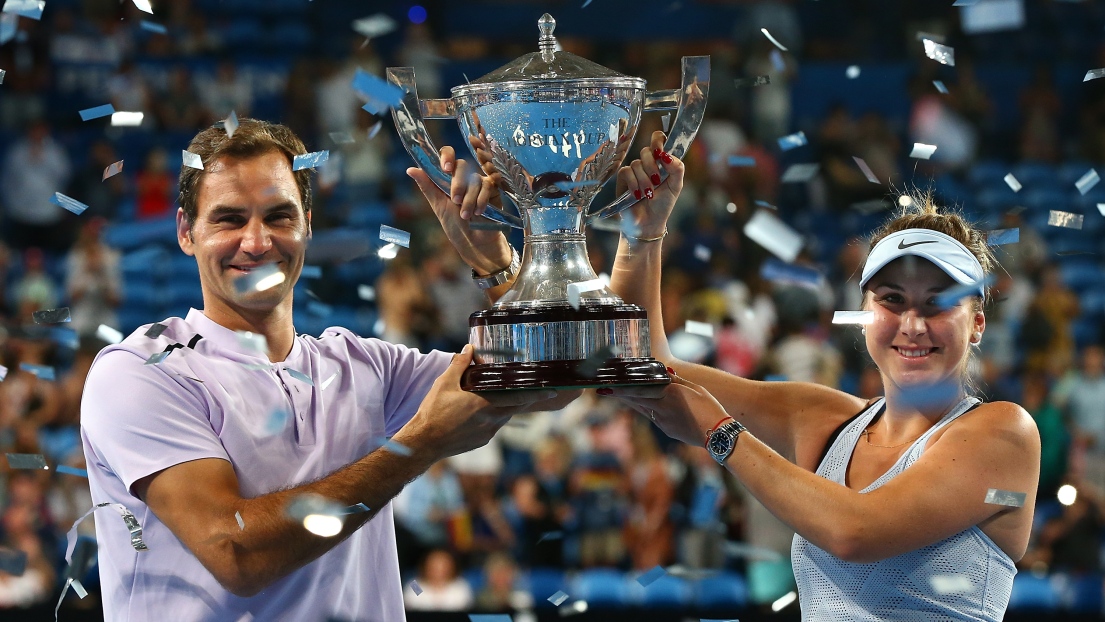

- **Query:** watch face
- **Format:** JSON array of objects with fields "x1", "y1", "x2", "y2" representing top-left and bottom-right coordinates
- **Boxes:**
[{"x1": 709, "y1": 432, "x2": 733, "y2": 457}]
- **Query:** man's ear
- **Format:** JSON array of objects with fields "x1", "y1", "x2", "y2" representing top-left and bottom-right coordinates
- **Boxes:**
[{"x1": 177, "y1": 208, "x2": 195, "y2": 256}]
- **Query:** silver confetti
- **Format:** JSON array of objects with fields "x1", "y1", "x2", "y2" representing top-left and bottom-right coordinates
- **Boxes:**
[
  {"x1": 1098, "y1": 204, "x2": 1105, "y2": 216},
  {"x1": 78, "y1": 103, "x2": 115, "y2": 121},
  {"x1": 329, "y1": 131, "x2": 355, "y2": 145},
  {"x1": 235, "y1": 511, "x2": 245, "y2": 530},
  {"x1": 1084, "y1": 68, "x2": 1105, "y2": 82},
  {"x1": 102, "y1": 160, "x2": 123, "y2": 180},
  {"x1": 144, "y1": 351, "x2": 170, "y2": 366},
  {"x1": 284, "y1": 368, "x2": 313, "y2": 386},
  {"x1": 661, "y1": 112, "x2": 671, "y2": 133},
  {"x1": 549, "y1": 590, "x2": 570, "y2": 606},
  {"x1": 50, "y1": 192, "x2": 89, "y2": 215},
  {"x1": 724, "y1": 540, "x2": 784, "y2": 561},
  {"x1": 0, "y1": 365, "x2": 7, "y2": 381},
  {"x1": 182, "y1": 150, "x2": 203, "y2": 170},
  {"x1": 922, "y1": 39, "x2": 955, "y2": 66},
  {"x1": 292, "y1": 150, "x2": 329, "y2": 171},
  {"x1": 933, "y1": 80, "x2": 949, "y2": 94},
  {"x1": 367, "y1": 121, "x2": 383, "y2": 140},
  {"x1": 910, "y1": 143, "x2": 938, "y2": 159},
  {"x1": 743, "y1": 209, "x2": 804, "y2": 262},
  {"x1": 538, "y1": 530, "x2": 563, "y2": 542},
  {"x1": 684, "y1": 320, "x2": 714, "y2": 338},
  {"x1": 132, "y1": 0, "x2": 153, "y2": 13},
  {"x1": 225, "y1": 111, "x2": 239, "y2": 138},
  {"x1": 567, "y1": 278, "x2": 606, "y2": 309},
  {"x1": 987, "y1": 228, "x2": 1020, "y2": 246},
  {"x1": 831, "y1": 311, "x2": 874, "y2": 325},
  {"x1": 379, "y1": 224, "x2": 411, "y2": 248},
  {"x1": 110, "y1": 112, "x2": 144, "y2": 127},
  {"x1": 6, "y1": 453, "x2": 48, "y2": 469},
  {"x1": 352, "y1": 13, "x2": 398, "y2": 39},
  {"x1": 1048, "y1": 210, "x2": 1083, "y2": 230},
  {"x1": 0, "y1": 68, "x2": 5, "y2": 84},
  {"x1": 234, "y1": 263, "x2": 285, "y2": 293},
  {"x1": 1003, "y1": 173, "x2": 1021, "y2": 192},
  {"x1": 930, "y1": 574, "x2": 975, "y2": 595},
  {"x1": 576, "y1": 344, "x2": 623, "y2": 378},
  {"x1": 410, "y1": 580, "x2": 424, "y2": 596},
  {"x1": 636, "y1": 565, "x2": 667, "y2": 587},
  {"x1": 321, "y1": 373, "x2": 338, "y2": 390},
  {"x1": 984, "y1": 488, "x2": 1025, "y2": 508},
  {"x1": 32, "y1": 307, "x2": 71, "y2": 324},
  {"x1": 1075, "y1": 169, "x2": 1100, "y2": 195},
  {"x1": 145, "y1": 323, "x2": 167, "y2": 338},
  {"x1": 760, "y1": 27, "x2": 789, "y2": 51},
  {"x1": 780, "y1": 163, "x2": 820, "y2": 183},
  {"x1": 370, "y1": 437, "x2": 413, "y2": 456},
  {"x1": 20, "y1": 363, "x2": 54, "y2": 380},
  {"x1": 934, "y1": 276, "x2": 993, "y2": 310},
  {"x1": 777, "y1": 131, "x2": 807, "y2": 151},
  {"x1": 469, "y1": 219, "x2": 512, "y2": 232},
  {"x1": 852, "y1": 156, "x2": 880, "y2": 184}
]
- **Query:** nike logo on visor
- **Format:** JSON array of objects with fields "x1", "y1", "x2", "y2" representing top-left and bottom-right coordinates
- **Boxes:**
[{"x1": 898, "y1": 239, "x2": 938, "y2": 249}]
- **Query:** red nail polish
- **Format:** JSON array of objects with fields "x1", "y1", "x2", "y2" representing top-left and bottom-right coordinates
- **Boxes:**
[
  {"x1": 597, "y1": 387, "x2": 613, "y2": 395},
  {"x1": 633, "y1": 189, "x2": 642, "y2": 200},
  {"x1": 666, "y1": 366, "x2": 675, "y2": 375},
  {"x1": 661, "y1": 152, "x2": 673, "y2": 164},
  {"x1": 651, "y1": 173, "x2": 661, "y2": 186},
  {"x1": 644, "y1": 187, "x2": 654, "y2": 200},
  {"x1": 652, "y1": 148, "x2": 662, "y2": 159}
]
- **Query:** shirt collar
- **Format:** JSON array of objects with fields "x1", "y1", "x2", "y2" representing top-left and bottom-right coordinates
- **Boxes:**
[{"x1": 184, "y1": 308, "x2": 302, "y2": 363}]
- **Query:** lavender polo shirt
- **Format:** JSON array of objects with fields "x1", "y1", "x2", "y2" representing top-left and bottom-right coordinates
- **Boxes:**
[{"x1": 81, "y1": 309, "x2": 451, "y2": 622}]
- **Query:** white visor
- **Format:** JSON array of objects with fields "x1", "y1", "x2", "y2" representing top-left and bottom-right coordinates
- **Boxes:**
[{"x1": 860, "y1": 228, "x2": 986, "y2": 296}]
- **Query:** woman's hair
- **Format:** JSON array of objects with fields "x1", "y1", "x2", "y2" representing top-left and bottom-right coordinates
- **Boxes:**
[
  {"x1": 864, "y1": 189, "x2": 993, "y2": 395},
  {"x1": 866, "y1": 189, "x2": 995, "y2": 311}
]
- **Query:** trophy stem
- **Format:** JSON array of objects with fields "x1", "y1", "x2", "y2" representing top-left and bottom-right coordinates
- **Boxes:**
[{"x1": 495, "y1": 234, "x2": 620, "y2": 309}]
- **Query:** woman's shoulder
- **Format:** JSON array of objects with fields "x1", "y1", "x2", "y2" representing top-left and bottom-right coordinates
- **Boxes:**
[{"x1": 948, "y1": 399, "x2": 1039, "y2": 449}]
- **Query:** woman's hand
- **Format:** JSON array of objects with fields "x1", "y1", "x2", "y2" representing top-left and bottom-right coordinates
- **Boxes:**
[
  {"x1": 613, "y1": 130, "x2": 685, "y2": 239},
  {"x1": 598, "y1": 371, "x2": 731, "y2": 448},
  {"x1": 407, "y1": 144, "x2": 512, "y2": 276}
]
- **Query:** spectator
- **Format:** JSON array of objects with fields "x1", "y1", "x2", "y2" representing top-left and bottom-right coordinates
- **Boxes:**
[
  {"x1": 1021, "y1": 265, "x2": 1079, "y2": 377},
  {"x1": 1020, "y1": 371, "x2": 1070, "y2": 498},
  {"x1": 1021, "y1": 478, "x2": 1105, "y2": 574},
  {"x1": 66, "y1": 140, "x2": 126, "y2": 221},
  {"x1": 1054, "y1": 345, "x2": 1105, "y2": 488},
  {"x1": 394, "y1": 461, "x2": 466, "y2": 555},
  {"x1": 155, "y1": 66, "x2": 205, "y2": 133},
  {"x1": 65, "y1": 218, "x2": 122, "y2": 337},
  {"x1": 403, "y1": 548, "x2": 474, "y2": 611},
  {"x1": 674, "y1": 444, "x2": 735, "y2": 570},
  {"x1": 12, "y1": 248, "x2": 59, "y2": 325},
  {"x1": 134, "y1": 148, "x2": 175, "y2": 220},
  {"x1": 105, "y1": 58, "x2": 150, "y2": 116},
  {"x1": 569, "y1": 411, "x2": 629, "y2": 568},
  {"x1": 0, "y1": 480, "x2": 55, "y2": 609},
  {"x1": 502, "y1": 474, "x2": 563, "y2": 568},
  {"x1": 0, "y1": 121, "x2": 75, "y2": 252},
  {"x1": 196, "y1": 58, "x2": 252, "y2": 125},
  {"x1": 622, "y1": 419, "x2": 675, "y2": 570},
  {"x1": 474, "y1": 552, "x2": 535, "y2": 622}
]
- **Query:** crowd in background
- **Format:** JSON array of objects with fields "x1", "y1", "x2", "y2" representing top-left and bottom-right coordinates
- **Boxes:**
[{"x1": 2, "y1": 0, "x2": 1105, "y2": 618}]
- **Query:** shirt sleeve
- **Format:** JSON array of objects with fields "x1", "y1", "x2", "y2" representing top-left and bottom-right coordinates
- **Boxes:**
[
  {"x1": 351, "y1": 336, "x2": 453, "y2": 437},
  {"x1": 81, "y1": 348, "x2": 230, "y2": 498}
]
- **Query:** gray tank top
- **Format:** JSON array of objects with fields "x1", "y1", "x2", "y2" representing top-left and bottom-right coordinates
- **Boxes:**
[{"x1": 791, "y1": 397, "x2": 1016, "y2": 621}]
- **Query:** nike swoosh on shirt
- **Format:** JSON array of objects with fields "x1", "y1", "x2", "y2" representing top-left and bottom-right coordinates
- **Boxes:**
[{"x1": 898, "y1": 239, "x2": 938, "y2": 249}]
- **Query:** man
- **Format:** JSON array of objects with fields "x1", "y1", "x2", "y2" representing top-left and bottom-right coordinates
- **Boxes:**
[{"x1": 80, "y1": 119, "x2": 564, "y2": 621}]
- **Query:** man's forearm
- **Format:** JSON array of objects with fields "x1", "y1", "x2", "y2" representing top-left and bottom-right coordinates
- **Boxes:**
[{"x1": 214, "y1": 441, "x2": 436, "y2": 596}]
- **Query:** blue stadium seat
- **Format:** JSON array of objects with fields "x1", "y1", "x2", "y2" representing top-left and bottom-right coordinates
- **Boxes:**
[
  {"x1": 1023, "y1": 189, "x2": 1071, "y2": 214},
  {"x1": 635, "y1": 574, "x2": 693, "y2": 607},
  {"x1": 1065, "y1": 573, "x2": 1103, "y2": 613},
  {"x1": 269, "y1": 21, "x2": 313, "y2": 53},
  {"x1": 523, "y1": 567, "x2": 568, "y2": 608},
  {"x1": 967, "y1": 160, "x2": 1010, "y2": 190},
  {"x1": 1072, "y1": 317, "x2": 1102, "y2": 349},
  {"x1": 1080, "y1": 289, "x2": 1105, "y2": 320},
  {"x1": 1011, "y1": 161, "x2": 1059, "y2": 190},
  {"x1": 694, "y1": 571, "x2": 749, "y2": 610},
  {"x1": 570, "y1": 569, "x2": 631, "y2": 607},
  {"x1": 1008, "y1": 573, "x2": 1060, "y2": 611},
  {"x1": 222, "y1": 18, "x2": 264, "y2": 50},
  {"x1": 1059, "y1": 260, "x2": 1104, "y2": 293},
  {"x1": 346, "y1": 201, "x2": 393, "y2": 229},
  {"x1": 104, "y1": 217, "x2": 177, "y2": 252}
]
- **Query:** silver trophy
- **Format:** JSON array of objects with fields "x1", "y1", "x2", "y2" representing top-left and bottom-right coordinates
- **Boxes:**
[{"x1": 388, "y1": 14, "x2": 709, "y2": 391}]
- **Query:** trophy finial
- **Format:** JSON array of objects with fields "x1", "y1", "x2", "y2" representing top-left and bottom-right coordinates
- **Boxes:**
[{"x1": 538, "y1": 14, "x2": 557, "y2": 62}]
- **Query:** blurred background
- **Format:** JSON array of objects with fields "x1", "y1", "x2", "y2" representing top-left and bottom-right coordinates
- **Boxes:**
[{"x1": 1, "y1": 0, "x2": 1105, "y2": 620}]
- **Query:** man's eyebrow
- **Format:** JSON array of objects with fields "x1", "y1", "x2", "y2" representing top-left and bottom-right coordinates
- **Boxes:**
[{"x1": 207, "y1": 202, "x2": 300, "y2": 218}]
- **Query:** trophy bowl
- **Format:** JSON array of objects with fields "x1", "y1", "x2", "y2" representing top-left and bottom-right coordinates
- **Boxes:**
[{"x1": 388, "y1": 13, "x2": 709, "y2": 391}]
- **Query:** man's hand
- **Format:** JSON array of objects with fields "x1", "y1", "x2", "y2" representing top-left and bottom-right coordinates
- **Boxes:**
[
  {"x1": 407, "y1": 145, "x2": 512, "y2": 277},
  {"x1": 394, "y1": 345, "x2": 563, "y2": 461}
]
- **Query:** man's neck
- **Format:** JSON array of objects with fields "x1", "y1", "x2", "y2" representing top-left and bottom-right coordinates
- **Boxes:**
[{"x1": 202, "y1": 301, "x2": 296, "y2": 362}]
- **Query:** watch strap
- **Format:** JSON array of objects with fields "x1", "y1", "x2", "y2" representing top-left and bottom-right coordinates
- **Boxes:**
[
  {"x1": 471, "y1": 246, "x2": 520, "y2": 290},
  {"x1": 708, "y1": 420, "x2": 747, "y2": 466}
]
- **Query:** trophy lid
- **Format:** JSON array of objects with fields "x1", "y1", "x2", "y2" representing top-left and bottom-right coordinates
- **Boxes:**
[{"x1": 452, "y1": 14, "x2": 643, "y2": 95}]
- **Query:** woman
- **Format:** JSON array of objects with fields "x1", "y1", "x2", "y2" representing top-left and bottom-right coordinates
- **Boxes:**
[
  {"x1": 599, "y1": 131, "x2": 1040, "y2": 620},
  {"x1": 413, "y1": 132, "x2": 1041, "y2": 620}
]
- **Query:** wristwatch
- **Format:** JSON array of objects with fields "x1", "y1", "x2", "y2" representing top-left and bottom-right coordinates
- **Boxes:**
[
  {"x1": 471, "y1": 246, "x2": 520, "y2": 290},
  {"x1": 706, "y1": 419, "x2": 747, "y2": 466}
]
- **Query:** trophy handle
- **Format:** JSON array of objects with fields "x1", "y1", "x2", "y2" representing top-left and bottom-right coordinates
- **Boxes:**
[
  {"x1": 386, "y1": 67, "x2": 524, "y2": 229},
  {"x1": 585, "y1": 56, "x2": 710, "y2": 223}
]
